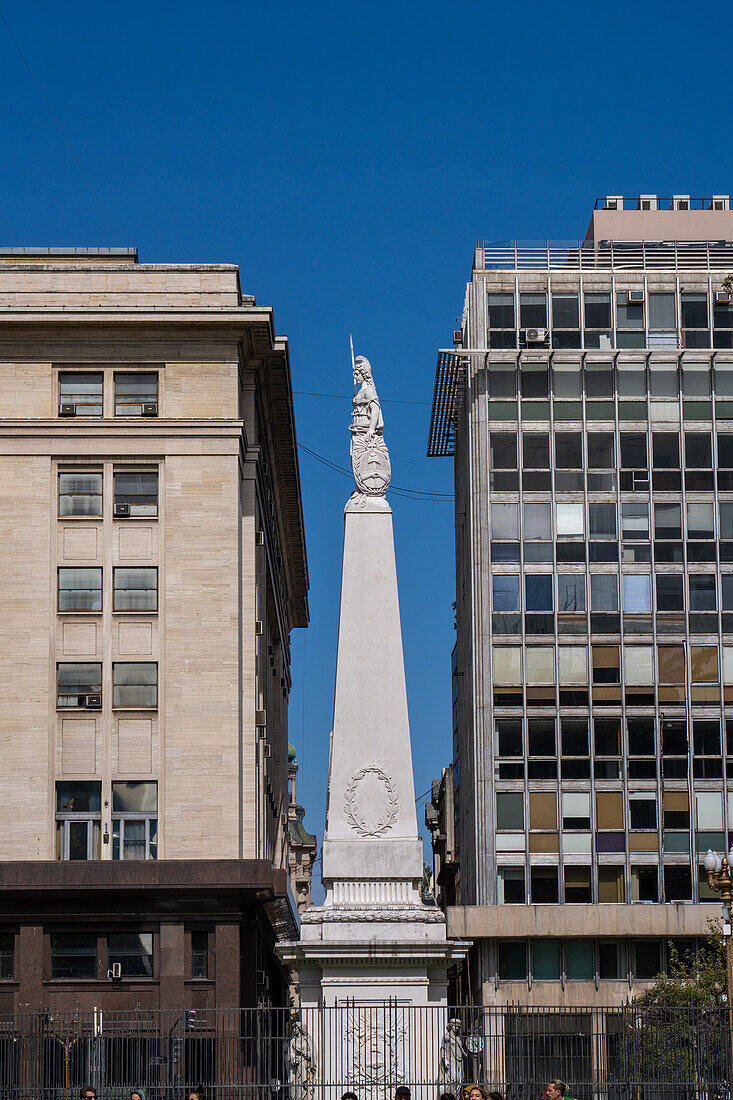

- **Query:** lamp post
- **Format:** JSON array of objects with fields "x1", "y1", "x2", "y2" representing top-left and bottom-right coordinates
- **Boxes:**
[{"x1": 703, "y1": 848, "x2": 733, "y2": 1058}]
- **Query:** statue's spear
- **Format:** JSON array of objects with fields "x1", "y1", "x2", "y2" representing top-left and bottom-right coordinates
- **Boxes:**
[{"x1": 350, "y1": 333, "x2": 356, "y2": 385}]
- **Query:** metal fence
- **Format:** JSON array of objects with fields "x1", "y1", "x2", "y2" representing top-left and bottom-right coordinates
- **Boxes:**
[{"x1": 0, "y1": 1004, "x2": 730, "y2": 1100}]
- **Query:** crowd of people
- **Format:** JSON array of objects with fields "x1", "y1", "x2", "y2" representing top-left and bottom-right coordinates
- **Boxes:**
[{"x1": 78, "y1": 1074, "x2": 573, "y2": 1099}]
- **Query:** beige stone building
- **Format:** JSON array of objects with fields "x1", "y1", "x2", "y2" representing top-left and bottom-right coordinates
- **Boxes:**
[{"x1": 0, "y1": 247, "x2": 308, "y2": 1012}]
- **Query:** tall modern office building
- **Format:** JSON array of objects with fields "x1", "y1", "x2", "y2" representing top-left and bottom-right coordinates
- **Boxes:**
[
  {"x1": 428, "y1": 196, "x2": 733, "y2": 1005},
  {"x1": 0, "y1": 248, "x2": 308, "y2": 1012}
]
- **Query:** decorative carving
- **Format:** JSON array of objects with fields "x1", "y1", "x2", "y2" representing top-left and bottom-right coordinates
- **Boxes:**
[
  {"x1": 344, "y1": 765, "x2": 399, "y2": 837},
  {"x1": 287, "y1": 1019, "x2": 316, "y2": 1100},
  {"x1": 349, "y1": 345, "x2": 391, "y2": 497},
  {"x1": 438, "y1": 1018, "x2": 465, "y2": 1095},
  {"x1": 300, "y1": 905, "x2": 446, "y2": 924}
]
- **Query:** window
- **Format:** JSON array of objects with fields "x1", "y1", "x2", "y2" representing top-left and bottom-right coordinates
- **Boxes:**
[
  {"x1": 558, "y1": 575, "x2": 585, "y2": 613},
  {"x1": 497, "y1": 867, "x2": 525, "y2": 903},
  {"x1": 112, "y1": 782, "x2": 158, "y2": 860},
  {"x1": 589, "y1": 504, "x2": 616, "y2": 546},
  {"x1": 630, "y1": 796, "x2": 657, "y2": 830},
  {"x1": 562, "y1": 792, "x2": 590, "y2": 831},
  {"x1": 633, "y1": 939, "x2": 661, "y2": 977},
  {"x1": 496, "y1": 792, "x2": 524, "y2": 831},
  {"x1": 55, "y1": 782, "x2": 101, "y2": 861},
  {"x1": 525, "y1": 575, "x2": 552, "y2": 612},
  {"x1": 598, "y1": 868, "x2": 625, "y2": 903},
  {"x1": 488, "y1": 293, "x2": 515, "y2": 346},
  {"x1": 620, "y1": 433, "x2": 647, "y2": 469},
  {"x1": 523, "y1": 432, "x2": 550, "y2": 478},
  {"x1": 553, "y1": 361, "x2": 582, "y2": 397},
  {"x1": 556, "y1": 503, "x2": 583, "y2": 537},
  {"x1": 656, "y1": 575, "x2": 683, "y2": 612},
  {"x1": 649, "y1": 293, "x2": 676, "y2": 330},
  {"x1": 617, "y1": 293, "x2": 644, "y2": 330},
  {"x1": 683, "y1": 362, "x2": 711, "y2": 398},
  {"x1": 495, "y1": 719, "x2": 523, "y2": 777},
  {"x1": 551, "y1": 295, "x2": 581, "y2": 347},
  {"x1": 528, "y1": 719, "x2": 556, "y2": 779},
  {"x1": 686, "y1": 431, "x2": 712, "y2": 468},
  {"x1": 584, "y1": 293, "x2": 612, "y2": 345},
  {"x1": 658, "y1": 646, "x2": 686, "y2": 704},
  {"x1": 57, "y1": 663, "x2": 102, "y2": 708},
  {"x1": 689, "y1": 574, "x2": 716, "y2": 611},
  {"x1": 192, "y1": 931, "x2": 209, "y2": 978},
  {"x1": 0, "y1": 934, "x2": 13, "y2": 980},
  {"x1": 520, "y1": 362, "x2": 549, "y2": 400},
  {"x1": 588, "y1": 432, "x2": 614, "y2": 469},
  {"x1": 50, "y1": 933, "x2": 97, "y2": 979},
  {"x1": 490, "y1": 503, "x2": 519, "y2": 540},
  {"x1": 681, "y1": 292, "x2": 710, "y2": 347},
  {"x1": 499, "y1": 941, "x2": 527, "y2": 980},
  {"x1": 114, "y1": 372, "x2": 158, "y2": 416},
  {"x1": 624, "y1": 645, "x2": 654, "y2": 705},
  {"x1": 687, "y1": 502, "x2": 714, "y2": 542},
  {"x1": 493, "y1": 575, "x2": 520, "y2": 614},
  {"x1": 113, "y1": 470, "x2": 158, "y2": 517},
  {"x1": 525, "y1": 646, "x2": 555, "y2": 704},
  {"x1": 585, "y1": 362, "x2": 614, "y2": 398},
  {"x1": 108, "y1": 933, "x2": 153, "y2": 977},
  {"x1": 113, "y1": 663, "x2": 158, "y2": 708},
  {"x1": 113, "y1": 568, "x2": 158, "y2": 612},
  {"x1": 631, "y1": 869, "x2": 659, "y2": 904},
  {"x1": 565, "y1": 939, "x2": 594, "y2": 980},
  {"x1": 59, "y1": 372, "x2": 103, "y2": 417},
  {"x1": 599, "y1": 940, "x2": 628, "y2": 979},
  {"x1": 622, "y1": 503, "x2": 649, "y2": 542},
  {"x1": 623, "y1": 574, "x2": 651, "y2": 613},
  {"x1": 530, "y1": 869, "x2": 558, "y2": 905},
  {"x1": 58, "y1": 472, "x2": 102, "y2": 517},
  {"x1": 555, "y1": 432, "x2": 582, "y2": 469},
  {"x1": 532, "y1": 938, "x2": 561, "y2": 978},
  {"x1": 58, "y1": 568, "x2": 102, "y2": 613},
  {"x1": 488, "y1": 364, "x2": 517, "y2": 398},
  {"x1": 564, "y1": 867, "x2": 591, "y2": 902},
  {"x1": 493, "y1": 646, "x2": 522, "y2": 705},
  {"x1": 524, "y1": 503, "x2": 552, "y2": 540},
  {"x1": 520, "y1": 292, "x2": 547, "y2": 329},
  {"x1": 655, "y1": 502, "x2": 682, "y2": 540}
]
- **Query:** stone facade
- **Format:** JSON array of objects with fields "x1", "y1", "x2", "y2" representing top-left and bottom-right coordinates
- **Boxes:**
[{"x1": 0, "y1": 248, "x2": 308, "y2": 1010}]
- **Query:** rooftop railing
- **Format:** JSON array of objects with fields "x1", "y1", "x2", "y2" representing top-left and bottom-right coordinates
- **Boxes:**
[
  {"x1": 593, "y1": 196, "x2": 729, "y2": 210},
  {"x1": 478, "y1": 239, "x2": 733, "y2": 272}
]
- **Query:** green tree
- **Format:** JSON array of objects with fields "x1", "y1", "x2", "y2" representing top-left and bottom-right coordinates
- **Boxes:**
[{"x1": 635, "y1": 923, "x2": 726, "y2": 1007}]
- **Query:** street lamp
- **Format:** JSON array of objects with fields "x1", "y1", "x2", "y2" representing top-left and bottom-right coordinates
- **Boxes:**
[{"x1": 703, "y1": 848, "x2": 733, "y2": 1053}]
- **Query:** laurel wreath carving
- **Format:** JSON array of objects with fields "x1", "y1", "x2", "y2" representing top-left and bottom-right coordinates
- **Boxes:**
[{"x1": 344, "y1": 765, "x2": 399, "y2": 837}]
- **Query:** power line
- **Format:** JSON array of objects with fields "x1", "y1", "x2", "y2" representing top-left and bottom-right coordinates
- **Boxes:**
[
  {"x1": 294, "y1": 390, "x2": 431, "y2": 408},
  {"x1": 297, "y1": 442, "x2": 453, "y2": 501}
]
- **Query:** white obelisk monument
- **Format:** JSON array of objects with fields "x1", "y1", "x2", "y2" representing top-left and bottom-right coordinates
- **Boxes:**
[{"x1": 279, "y1": 347, "x2": 467, "y2": 1096}]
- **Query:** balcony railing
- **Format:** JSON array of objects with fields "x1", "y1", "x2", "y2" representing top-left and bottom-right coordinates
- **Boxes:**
[{"x1": 478, "y1": 239, "x2": 733, "y2": 272}]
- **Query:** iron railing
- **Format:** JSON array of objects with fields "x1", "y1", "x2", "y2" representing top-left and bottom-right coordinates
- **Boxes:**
[
  {"x1": 477, "y1": 240, "x2": 733, "y2": 272},
  {"x1": 0, "y1": 1004, "x2": 729, "y2": 1100}
]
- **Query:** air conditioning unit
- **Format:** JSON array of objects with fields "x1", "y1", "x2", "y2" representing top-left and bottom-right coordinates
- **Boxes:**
[
  {"x1": 638, "y1": 194, "x2": 657, "y2": 210},
  {"x1": 141, "y1": 402, "x2": 158, "y2": 417},
  {"x1": 263, "y1": 743, "x2": 272, "y2": 758},
  {"x1": 715, "y1": 291, "x2": 731, "y2": 304},
  {"x1": 605, "y1": 195, "x2": 623, "y2": 210},
  {"x1": 59, "y1": 403, "x2": 76, "y2": 417},
  {"x1": 114, "y1": 503, "x2": 131, "y2": 518},
  {"x1": 521, "y1": 327, "x2": 548, "y2": 345},
  {"x1": 107, "y1": 963, "x2": 122, "y2": 980},
  {"x1": 255, "y1": 620, "x2": 263, "y2": 635},
  {"x1": 85, "y1": 694, "x2": 102, "y2": 709},
  {"x1": 627, "y1": 290, "x2": 644, "y2": 304},
  {"x1": 673, "y1": 194, "x2": 690, "y2": 211},
  {"x1": 452, "y1": 329, "x2": 462, "y2": 346},
  {"x1": 711, "y1": 195, "x2": 730, "y2": 211},
  {"x1": 255, "y1": 709, "x2": 267, "y2": 727},
  {"x1": 255, "y1": 530, "x2": 264, "y2": 546}
]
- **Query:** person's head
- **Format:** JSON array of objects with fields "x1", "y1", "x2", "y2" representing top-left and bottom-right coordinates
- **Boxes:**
[
  {"x1": 395, "y1": 1088, "x2": 411, "y2": 1100},
  {"x1": 487, "y1": 1093, "x2": 503, "y2": 1100},
  {"x1": 80, "y1": 1088, "x2": 96, "y2": 1100},
  {"x1": 130, "y1": 1091, "x2": 146, "y2": 1100},
  {"x1": 188, "y1": 1092, "x2": 204, "y2": 1100},
  {"x1": 547, "y1": 1081, "x2": 566, "y2": 1100},
  {"x1": 342, "y1": 1093, "x2": 359, "y2": 1100},
  {"x1": 467, "y1": 1088, "x2": 487, "y2": 1100},
  {"x1": 440, "y1": 1094, "x2": 457, "y2": 1100},
  {"x1": 354, "y1": 356, "x2": 374, "y2": 385}
]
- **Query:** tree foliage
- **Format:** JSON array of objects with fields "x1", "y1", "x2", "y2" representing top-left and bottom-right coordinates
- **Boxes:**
[{"x1": 634, "y1": 923, "x2": 727, "y2": 1007}]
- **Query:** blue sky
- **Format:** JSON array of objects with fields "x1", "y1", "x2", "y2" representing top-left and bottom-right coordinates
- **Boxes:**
[{"x1": 2, "y1": 0, "x2": 732, "y2": 892}]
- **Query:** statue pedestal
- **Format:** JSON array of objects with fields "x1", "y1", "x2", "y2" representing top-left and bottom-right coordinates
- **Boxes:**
[{"x1": 278, "y1": 492, "x2": 468, "y2": 1097}]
